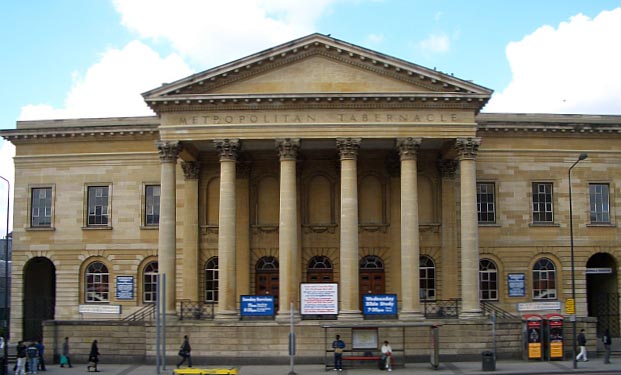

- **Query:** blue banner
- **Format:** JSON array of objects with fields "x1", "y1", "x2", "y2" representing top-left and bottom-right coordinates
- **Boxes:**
[
  {"x1": 363, "y1": 294, "x2": 397, "y2": 315},
  {"x1": 240, "y1": 295, "x2": 275, "y2": 316}
]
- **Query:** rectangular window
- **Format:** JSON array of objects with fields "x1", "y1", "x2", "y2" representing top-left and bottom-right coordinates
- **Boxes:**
[
  {"x1": 532, "y1": 182, "x2": 553, "y2": 223},
  {"x1": 145, "y1": 185, "x2": 160, "y2": 226},
  {"x1": 87, "y1": 186, "x2": 109, "y2": 226},
  {"x1": 31, "y1": 187, "x2": 52, "y2": 227},
  {"x1": 589, "y1": 183, "x2": 610, "y2": 223},
  {"x1": 477, "y1": 182, "x2": 496, "y2": 223}
]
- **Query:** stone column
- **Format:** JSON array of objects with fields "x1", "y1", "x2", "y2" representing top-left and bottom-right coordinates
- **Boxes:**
[
  {"x1": 157, "y1": 141, "x2": 182, "y2": 315},
  {"x1": 438, "y1": 159, "x2": 459, "y2": 299},
  {"x1": 181, "y1": 161, "x2": 200, "y2": 302},
  {"x1": 214, "y1": 139, "x2": 239, "y2": 319},
  {"x1": 276, "y1": 139, "x2": 300, "y2": 320},
  {"x1": 456, "y1": 137, "x2": 482, "y2": 318},
  {"x1": 336, "y1": 138, "x2": 362, "y2": 320},
  {"x1": 397, "y1": 137, "x2": 424, "y2": 320}
]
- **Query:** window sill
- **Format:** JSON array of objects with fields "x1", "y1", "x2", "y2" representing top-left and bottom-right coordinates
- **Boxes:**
[
  {"x1": 140, "y1": 225, "x2": 159, "y2": 230},
  {"x1": 586, "y1": 223, "x2": 616, "y2": 228},
  {"x1": 528, "y1": 223, "x2": 560, "y2": 227},
  {"x1": 479, "y1": 223, "x2": 500, "y2": 227},
  {"x1": 81, "y1": 226, "x2": 113, "y2": 230},
  {"x1": 26, "y1": 227, "x2": 55, "y2": 231}
]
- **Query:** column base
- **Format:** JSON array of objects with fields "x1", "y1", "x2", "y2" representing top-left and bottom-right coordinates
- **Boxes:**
[
  {"x1": 459, "y1": 309, "x2": 483, "y2": 319},
  {"x1": 215, "y1": 310, "x2": 239, "y2": 321},
  {"x1": 338, "y1": 310, "x2": 363, "y2": 321},
  {"x1": 399, "y1": 310, "x2": 425, "y2": 321}
]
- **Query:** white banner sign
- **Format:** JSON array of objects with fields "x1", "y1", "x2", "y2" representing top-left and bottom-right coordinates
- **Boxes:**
[{"x1": 300, "y1": 283, "x2": 338, "y2": 315}]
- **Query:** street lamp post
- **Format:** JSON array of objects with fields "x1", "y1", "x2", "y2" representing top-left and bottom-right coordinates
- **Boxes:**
[
  {"x1": 568, "y1": 153, "x2": 587, "y2": 369},
  {"x1": 0, "y1": 176, "x2": 9, "y2": 375}
]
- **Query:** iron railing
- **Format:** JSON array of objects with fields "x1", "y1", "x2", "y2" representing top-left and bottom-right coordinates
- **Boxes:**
[
  {"x1": 179, "y1": 300, "x2": 216, "y2": 320},
  {"x1": 122, "y1": 303, "x2": 155, "y2": 321},
  {"x1": 423, "y1": 298, "x2": 460, "y2": 318}
]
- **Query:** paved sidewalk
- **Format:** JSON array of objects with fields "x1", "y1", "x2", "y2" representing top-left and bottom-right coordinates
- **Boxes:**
[{"x1": 28, "y1": 358, "x2": 620, "y2": 375}]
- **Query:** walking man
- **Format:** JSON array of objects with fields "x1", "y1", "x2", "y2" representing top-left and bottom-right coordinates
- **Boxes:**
[
  {"x1": 576, "y1": 329, "x2": 588, "y2": 362},
  {"x1": 603, "y1": 328, "x2": 612, "y2": 364}
]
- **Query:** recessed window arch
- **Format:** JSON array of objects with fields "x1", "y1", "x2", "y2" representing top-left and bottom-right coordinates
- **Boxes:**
[
  {"x1": 359, "y1": 255, "x2": 385, "y2": 307},
  {"x1": 479, "y1": 259, "x2": 498, "y2": 300},
  {"x1": 205, "y1": 257, "x2": 219, "y2": 302},
  {"x1": 420, "y1": 255, "x2": 436, "y2": 301},
  {"x1": 85, "y1": 261, "x2": 109, "y2": 302},
  {"x1": 255, "y1": 256, "x2": 279, "y2": 309},
  {"x1": 533, "y1": 258, "x2": 557, "y2": 300},
  {"x1": 143, "y1": 261, "x2": 158, "y2": 303},
  {"x1": 307, "y1": 255, "x2": 333, "y2": 283}
]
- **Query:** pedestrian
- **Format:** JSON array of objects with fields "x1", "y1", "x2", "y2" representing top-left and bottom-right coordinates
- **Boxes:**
[
  {"x1": 176, "y1": 335, "x2": 192, "y2": 368},
  {"x1": 60, "y1": 337, "x2": 72, "y2": 368},
  {"x1": 26, "y1": 342, "x2": 39, "y2": 374},
  {"x1": 36, "y1": 340, "x2": 46, "y2": 371},
  {"x1": 576, "y1": 329, "x2": 588, "y2": 362},
  {"x1": 331, "y1": 334, "x2": 345, "y2": 371},
  {"x1": 602, "y1": 328, "x2": 612, "y2": 364},
  {"x1": 15, "y1": 341, "x2": 27, "y2": 375},
  {"x1": 87, "y1": 340, "x2": 100, "y2": 372},
  {"x1": 381, "y1": 340, "x2": 393, "y2": 372}
]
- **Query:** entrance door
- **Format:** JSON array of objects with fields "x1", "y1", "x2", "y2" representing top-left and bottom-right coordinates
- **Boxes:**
[
  {"x1": 359, "y1": 255, "x2": 385, "y2": 308},
  {"x1": 23, "y1": 257, "x2": 56, "y2": 340},
  {"x1": 586, "y1": 253, "x2": 619, "y2": 336},
  {"x1": 255, "y1": 256, "x2": 279, "y2": 310}
]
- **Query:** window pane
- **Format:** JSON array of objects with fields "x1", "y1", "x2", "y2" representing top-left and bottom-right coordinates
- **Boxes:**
[
  {"x1": 532, "y1": 258, "x2": 556, "y2": 300},
  {"x1": 31, "y1": 187, "x2": 52, "y2": 227},
  {"x1": 420, "y1": 256, "x2": 436, "y2": 300},
  {"x1": 88, "y1": 186, "x2": 109, "y2": 226},
  {"x1": 532, "y1": 183, "x2": 553, "y2": 223},
  {"x1": 143, "y1": 262, "x2": 158, "y2": 302},
  {"x1": 85, "y1": 261, "x2": 109, "y2": 302},
  {"x1": 589, "y1": 183, "x2": 610, "y2": 223},
  {"x1": 477, "y1": 183, "x2": 496, "y2": 223},
  {"x1": 205, "y1": 257, "x2": 219, "y2": 302},
  {"x1": 145, "y1": 185, "x2": 160, "y2": 225},
  {"x1": 479, "y1": 259, "x2": 498, "y2": 300}
]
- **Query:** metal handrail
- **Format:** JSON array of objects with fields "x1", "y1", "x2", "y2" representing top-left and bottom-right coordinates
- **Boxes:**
[{"x1": 122, "y1": 303, "x2": 155, "y2": 321}]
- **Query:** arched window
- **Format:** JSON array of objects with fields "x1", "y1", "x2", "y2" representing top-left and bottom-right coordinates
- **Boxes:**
[
  {"x1": 205, "y1": 257, "x2": 219, "y2": 302},
  {"x1": 359, "y1": 255, "x2": 385, "y2": 306},
  {"x1": 256, "y1": 256, "x2": 279, "y2": 309},
  {"x1": 533, "y1": 258, "x2": 556, "y2": 300},
  {"x1": 479, "y1": 259, "x2": 498, "y2": 300},
  {"x1": 420, "y1": 256, "x2": 436, "y2": 301},
  {"x1": 85, "y1": 261, "x2": 109, "y2": 302},
  {"x1": 307, "y1": 256, "x2": 333, "y2": 283},
  {"x1": 143, "y1": 261, "x2": 158, "y2": 303}
]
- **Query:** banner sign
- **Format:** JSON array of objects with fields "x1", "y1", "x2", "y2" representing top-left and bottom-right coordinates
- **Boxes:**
[
  {"x1": 240, "y1": 295, "x2": 274, "y2": 316},
  {"x1": 362, "y1": 294, "x2": 397, "y2": 315},
  {"x1": 300, "y1": 283, "x2": 338, "y2": 315},
  {"x1": 116, "y1": 275, "x2": 134, "y2": 300}
]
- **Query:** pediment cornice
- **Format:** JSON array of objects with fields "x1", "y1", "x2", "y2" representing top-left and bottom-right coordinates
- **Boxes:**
[{"x1": 143, "y1": 33, "x2": 492, "y2": 113}]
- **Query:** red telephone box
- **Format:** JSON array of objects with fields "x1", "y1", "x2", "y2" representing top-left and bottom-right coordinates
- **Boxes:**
[
  {"x1": 523, "y1": 314, "x2": 543, "y2": 360},
  {"x1": 545, "y1": 314, "x2": 564, "y2": 360}
]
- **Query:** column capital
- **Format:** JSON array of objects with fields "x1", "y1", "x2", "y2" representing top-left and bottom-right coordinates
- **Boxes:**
[
  {"x1": 214, "y1": 139, "x2": 240, "y2": 161},
  {"x1": 276, "y1": 138, "x2": 300, "y2": 161},
  {"x1": 336, "y1": 138, "x2": 361, "y2": 160},
  {"x1": 437, "y1": 159, "x2": 458, "y2": 178},
  {"x1": 181, "y1": 161, "x2": 201, "y2": 180},
  {"x1": 396, "y1": 137, "x2": 422, "y2": 160},
  {"x1": 455, "y1": 137, "x2": 481, "y2": 160},
  {"x1": 157, "y1": 141, "x2": 182, "y2": 163}
]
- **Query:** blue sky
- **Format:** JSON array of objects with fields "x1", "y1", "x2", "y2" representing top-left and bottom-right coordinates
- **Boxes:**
[{"x1": 1, "y1": 0, "x2": 621, "y2": 233}]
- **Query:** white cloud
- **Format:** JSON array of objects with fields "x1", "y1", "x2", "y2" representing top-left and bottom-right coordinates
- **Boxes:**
[
  {"x1": 365, "y1": 33, "x2": 384, "y2": 46},
  {"x1": 19, "y1": 41, "x2": 193, "y2": 120},
  {"x1": 418, "y1": 33, "x2": 450, "y2": 54},
  {"x1": 112, "y1": 0, "x2": 337, "y2": 68},
  {"x1": 0, "y1": 141, "x2": 14, "y2": 236},
  {"x1": 486, "y1": 8, "x2": 621, "y2": 114}
]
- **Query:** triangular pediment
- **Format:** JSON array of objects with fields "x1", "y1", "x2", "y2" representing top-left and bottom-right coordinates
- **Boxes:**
[{"x1": 143, "y1": 33, "x2": 492, "y2": 111}]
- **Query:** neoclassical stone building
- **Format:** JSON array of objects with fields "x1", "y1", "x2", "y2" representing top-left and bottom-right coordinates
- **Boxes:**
[{"x1": 2, "y1": 34, "x2": 619, "y2": 362}]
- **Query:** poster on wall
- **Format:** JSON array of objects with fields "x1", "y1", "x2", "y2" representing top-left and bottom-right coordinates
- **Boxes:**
[
  {"x1": 352, "y1": 328, "x2": 378, "y2": 350},
  {"x1": 300, "y1": 283, "x2": 338, "y2": 315},
  {"x1": 116, "y1": 276, "x2": 134, "y2": 300},
  {"x1": 362, "y1": 294, "x2": 397, "y2": 315},
  {"x1": 508, "y1": 273, "x2": 525, "y2": 297}
]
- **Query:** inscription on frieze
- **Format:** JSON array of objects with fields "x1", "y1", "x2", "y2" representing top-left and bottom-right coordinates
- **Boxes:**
[{"x1": 171, "y1": 110, "x2": 469, "y2": 126}]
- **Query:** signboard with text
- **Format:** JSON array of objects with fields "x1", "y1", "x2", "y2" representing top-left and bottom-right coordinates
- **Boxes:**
[
  {"x1": 508, "y1": 273, "x2": 525, "y2": 297},
  {"x1": 300, "y1": 283, "x2": 338, "y2": 315},
  {"x1": 116, "y1": 275, "x2": 134, "y2": 300},
  {"x1": 240, "y1": 295, "x2": 274, "y2": 316},
  {"x1": 362, "y1": 294, "x2": 397, "y2": 315}
]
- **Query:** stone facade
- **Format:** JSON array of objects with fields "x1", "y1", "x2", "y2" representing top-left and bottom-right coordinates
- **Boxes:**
[{"x1": 2, "y1": 34, "x2": 618, "y2": 362}]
